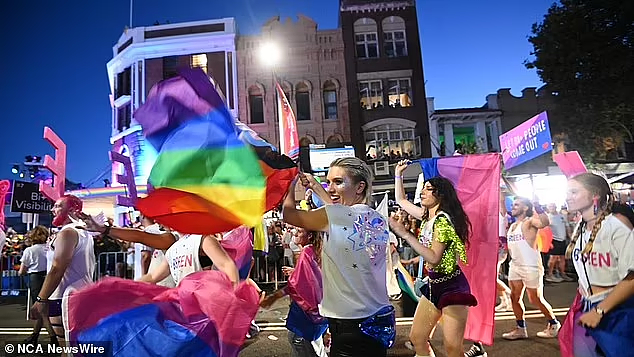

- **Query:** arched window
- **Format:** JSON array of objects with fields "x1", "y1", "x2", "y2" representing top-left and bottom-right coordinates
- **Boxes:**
[
  {"x1": 354, "y1": 18, "x2": 378, "y2": 59},
  {"x1": 326, "y1": 134, "x2": 343, "y2": 144},
  {"x1": 248, "y1": 85, "x2": 264, "y2": 124},
  {"x1": 296, "y1": 82, "x2": 311, "y2": 121},
  {"x1": 299, "y1": 136, "x2": 315, "y2": 147},
  {"x1": 323, "y1": 80, "x2": 338, "y2": 119},
  {"x1": 382, "y1": 16, "x2": 407, "y2": 57}
]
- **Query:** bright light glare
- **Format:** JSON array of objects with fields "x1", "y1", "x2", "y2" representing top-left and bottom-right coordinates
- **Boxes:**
[
  {"x1": 512, "y1": 175, "x2": 568, "y2": 207},
  {"x1": 259, "y1": 42, "x2": 281, "y2": 67}
]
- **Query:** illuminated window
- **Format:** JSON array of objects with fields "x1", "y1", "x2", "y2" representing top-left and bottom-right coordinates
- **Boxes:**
[
  {"x1": 387, "y1": 78, "x2": 412, "y2": 107},
  {"x1": 365, "y1": 125, "x2": 418, "y2": 160},
  {"x1": 359, "y1": 80, "x2": 383, "y2": 109},
  {"x1": 191, "y1": 54, "x2": 208, "y2": 74}
]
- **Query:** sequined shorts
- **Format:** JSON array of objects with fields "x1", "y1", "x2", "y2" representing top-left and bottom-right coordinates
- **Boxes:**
[{"x1": 428, "y1": 269, "x2": 478, "y2": 310}]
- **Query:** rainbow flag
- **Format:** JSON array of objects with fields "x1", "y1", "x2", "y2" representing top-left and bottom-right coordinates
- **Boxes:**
[
  {"x1": 220, "y1": 226, "x2": 253, "y2": 280},
  {"x1": 65, "y1": 271, "x2": 259, "y2": 357},
  {"x1": 134, "y1": 69, "x2": 296, "y2": 234},
  {"x1": 418, "y1": 153, "x2": 500, "y2": 345},
  {"x1": 395, "y1": 261, "x2": 419, "y2": 302}
]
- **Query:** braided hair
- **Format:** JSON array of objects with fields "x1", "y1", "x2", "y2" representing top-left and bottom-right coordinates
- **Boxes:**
[{"x1": 565, "y1": 173, "x2": 614, "y2": 259}]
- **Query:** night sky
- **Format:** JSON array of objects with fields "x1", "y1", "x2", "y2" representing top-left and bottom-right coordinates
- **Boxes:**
[{"x1": 0, "y1": 0, "x2": 555, "y2": 185}]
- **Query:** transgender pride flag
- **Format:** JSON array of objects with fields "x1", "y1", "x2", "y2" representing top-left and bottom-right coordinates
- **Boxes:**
[{"x1": 418, "y1": 153, "x2": 500, "y2": 345}]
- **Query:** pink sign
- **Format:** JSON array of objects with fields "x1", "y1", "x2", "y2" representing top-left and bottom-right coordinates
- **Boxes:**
[
  {"x1": 0, "y1": 180, "x2": 10, "y2": 227},
  {"x1": 39, "y1": 127, "x2": 66, "y2": 201},
  {"x1": 553, "y1": 151, "x2": 587, "y2": 178},
  {"x1": 109, "y1": 151, "x2": 138, "y2": 207}
]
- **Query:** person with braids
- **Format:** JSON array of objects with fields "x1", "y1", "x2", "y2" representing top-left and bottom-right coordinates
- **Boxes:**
[
  {"x1": 502, "y1": 197, "x2": 560, "y2": 340},
  {"x1": 390, "y1": 172, "x2": 477, "y2": 357},
  {"x1": 560, "y1": 173, "x2": 634, "y2": 357}
]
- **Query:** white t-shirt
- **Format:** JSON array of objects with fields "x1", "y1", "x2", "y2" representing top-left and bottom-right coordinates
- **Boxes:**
[
  {"x1": 21, "y1": 244, "x2": 47, "y2": 273},
  {"x1": 149, "y1": 249, "x2": 176, "y2": 287},
  {"x1": 0, "y1": 229, "x2": 6, "y2": 254},
  {"x1": 571, "y1": 215, "x2": 634, "y2": 296},
  {"x1": 134, "y1": 224, "x2": 161, "y2": 279},
  {"x1": 164, "y1": 234, "x2": 203, "y2": 286},
  {"x1": 46, "y1": 224, "x2": 95, "y2": 300},
  {"x1": 322, "y1": 204, "x2": 390, "y2": 319},
  {"x1": 548, "y1": 213, "x2": 567, "y2": 241}
]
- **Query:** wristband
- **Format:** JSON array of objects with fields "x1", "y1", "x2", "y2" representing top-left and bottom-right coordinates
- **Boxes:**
[
  {"x1": 36, "y1": 296, "x2": 48, "y2": 303},
  {"x1": 395, "y1": 175, "x2": 403, "y2": 179}
]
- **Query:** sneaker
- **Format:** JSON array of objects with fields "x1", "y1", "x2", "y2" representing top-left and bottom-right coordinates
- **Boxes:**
[
  {"x1": 560, "y1": 274, "x2": 576, "y2": 282},
  {"x1": 246, "y1": 320, "x2": 260, "y2": 339},
  {"x1": 502, "y1": 327, "x2": 528, "y2": 340},
  {"x1": 464, "y1": 342, "x2": 487, "y2": 357},
  {"x1": 537, "y1": 322, "x2": 561, "y2": 338},
  {"x1": 545, "y1": 274, "x2": 563, "y2": 283},
  {"x1": 389, "y1": 293, "x2": 402, "y2": 301},
  {"x1": 495, "y1": 301, "x2": 510, "y2": 312},
  {"x1": 405, "y1": 341, "x2": 415, "y2": 351},
  {"x1": 23, "y1": 333, "x2": 38, "y2": 345}
]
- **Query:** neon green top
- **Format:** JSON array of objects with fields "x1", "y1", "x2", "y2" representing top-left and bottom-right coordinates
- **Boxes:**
[{"x1": 418, "y1": 213, "x2": 468, "y2": 275}]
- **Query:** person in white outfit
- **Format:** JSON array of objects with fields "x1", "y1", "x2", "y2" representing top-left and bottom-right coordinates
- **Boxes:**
[
  {"x1": 502, "y1": 197, "x2": 561, "y2": 340},
  {"x1": 495, "y1": 195, "x2": 512, "y2": 312},
  {"x1": 30, "y1": 195, "x2": 95, "y2": 348},
  {"x1": 19, "y1": 225, "x2": 56, "y2": 345}
]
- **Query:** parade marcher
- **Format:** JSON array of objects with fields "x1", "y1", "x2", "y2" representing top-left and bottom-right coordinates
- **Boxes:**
[
  {"x1": 391, "y1": 172, "x2": 478, "y2": 357},
  {"x1": 18, "y1": 225, "x2": 57, "y2": 345},
  {"x1": 559, "y1": 173, "x2": 634, "y2": 357},
  {"x1": 546, "y1": 203, "x2": 574, "y2": 282},
  {"x1": 502, "y1": 197, "x2": 561, "y2": 340},
  {"x1": 261, "y1": 227, "x2": 328, "y2": 357},
  {"x1": 495, "y1": 193, "x2": 512, "y2": 312},
  {"x1": 283, "y1": 157, "x2": 395, "y2": 357},
  {"x1": 30, "y1": 195, "x2": 94, "y2": 347}
]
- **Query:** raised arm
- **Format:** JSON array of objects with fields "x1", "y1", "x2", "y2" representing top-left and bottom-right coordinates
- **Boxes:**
[
  {"x1": 200, "y1": 235, "x2": 239, "y2": 285},
  {"x1": 282, "y1": 177, "x2": 329, "y2": 232},
  {"x1": 139, "y1": 259, "x2": 171, "y2": 284},
  {"x1": 530, "y1": 204, "x2": 550, "y2": 229},
  {"x1": 394, "y1": 160, "x2": 424, "y2": 220}
]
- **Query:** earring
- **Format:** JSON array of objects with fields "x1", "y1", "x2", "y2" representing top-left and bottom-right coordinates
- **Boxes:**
[{"x1": 593, "y1": 197, "x2": 599, "y2": 216}]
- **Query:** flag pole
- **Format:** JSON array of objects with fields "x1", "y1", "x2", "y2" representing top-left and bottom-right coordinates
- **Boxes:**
[{"x1": 129, "y1": 0, "x2": 133, "y2": 28}]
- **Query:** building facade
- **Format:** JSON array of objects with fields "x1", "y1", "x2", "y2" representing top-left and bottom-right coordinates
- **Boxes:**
[
  {"x1": 340, "y1": 0, "x2": 431, "y2": 171},
  {"x1": 106, "y1": 18, "x2": 239, "y2": 187},
  {"x1": 237, "y1": 15, "x2": 351, "y2": 151}
]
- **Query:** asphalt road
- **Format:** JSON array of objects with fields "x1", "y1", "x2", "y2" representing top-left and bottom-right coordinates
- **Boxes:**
[{"x1": 0, "y1": 281, "x2": 578, "y2": 357}]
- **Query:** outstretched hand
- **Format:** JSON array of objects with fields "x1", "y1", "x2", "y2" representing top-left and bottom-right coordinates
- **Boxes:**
[
  {"x1": 388, "y1": 216, "x2": 409, "y2": 237},
  {"x1": 71, "y1": 212, "x2": 107, "y2": 233}
]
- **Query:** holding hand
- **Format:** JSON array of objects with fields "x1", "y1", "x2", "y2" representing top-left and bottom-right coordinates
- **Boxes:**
[
  {"x1": 282, "y1": 266, "x2": 295, "y2": 276},
  {"x1": 395, "y1": 159, "x2": 411, "y2": 176},
  {"x1": 29, "y1": 301, "x2": 49, "y2": 320}
]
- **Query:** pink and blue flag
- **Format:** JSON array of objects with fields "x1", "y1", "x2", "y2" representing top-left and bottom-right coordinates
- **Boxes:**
[
  {"x1": 418, "y1": 153, "x2": 500, "y2": 345},
  {"x1": 220, "y1": 226, "x2": 254, "y2": 280},
  {"x1": 65, "y1": 271, "x2": 259, "y2": 357}
]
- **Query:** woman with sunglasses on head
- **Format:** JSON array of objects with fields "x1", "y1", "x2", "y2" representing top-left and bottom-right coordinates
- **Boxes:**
[
  {"x1": 561, "y1": 173, "x2": 634, "y2": 357},
  {"x1": 283, "y1": 157, "x2": 394, "y2": 357},
  {"x1": 391, "y1": 160, "x2": 478, "y2": 357}
]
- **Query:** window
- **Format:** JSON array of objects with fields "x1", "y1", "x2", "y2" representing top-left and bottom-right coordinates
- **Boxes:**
[
  {"x1": 116, "y1": 103, "x2": 131, "y2": 132},
  {"x1": 163, "y1": 56, "x2": 179, "y2": 79},
  {"x1": 191, "y1": 54, "x2": 208, "y2": 74},
  {"x1": 355, "y1": 33, "x2": 379, "y2": 59},
  {"x1": 116, "y1": 67, "x2": 131, "y2": 97},
  {"x1": 365, "y1": 125, "x2": 418, "y2": 160},
  {"x1": 296, "y1": 83, "x2": 311, "y2": 121},
  {"x1": 354, "y1": 18, "x2": 379, "y2": 59},
  {"x1": 359, "y1": 80, "x2": 383, "y2": 109},
  {"x1": 248, "y1": 86, "x2": 264, "y2": 124},
  {"x1": 383, "y1": 31, "x2": 407, "y2": 57},
  {"x1": 387, "y1": 78, "x2": 412, "y2": 107},
  {"x1": 323, "y1": 80, "x2": 337, "y2": 119}
]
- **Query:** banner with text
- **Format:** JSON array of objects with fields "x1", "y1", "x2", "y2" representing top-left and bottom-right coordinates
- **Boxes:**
[
  {"x1": 10, "y1": 181, "x2": 53, "y2": 214},
  {"x1": 499, "y1": 111, "x2": 552, "y2": 169}
]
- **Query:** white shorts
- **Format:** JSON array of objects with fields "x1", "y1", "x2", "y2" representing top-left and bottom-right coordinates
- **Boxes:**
[{"x1": 508, "y1": 264, "x2": 543, "y2": 289}]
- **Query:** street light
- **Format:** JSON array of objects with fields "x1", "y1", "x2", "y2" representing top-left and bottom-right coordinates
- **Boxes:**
[
  {"x1": 11, "y1": 165, "x2": 19, "y2": 174},
  {"x1": 259, "y1": 42, "x2": 281, "y2": 68}
]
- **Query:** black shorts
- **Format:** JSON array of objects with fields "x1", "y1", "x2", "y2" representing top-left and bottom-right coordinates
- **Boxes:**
[
  {"x1": 549, "y1": 240, "x2": 567, "y2": 256},
  {"x1": 28, "y1": 272, "x2": 47, "y2": 304},
  {"x1": 48, "y1": 299, "x2": 63, "y2": 318}
]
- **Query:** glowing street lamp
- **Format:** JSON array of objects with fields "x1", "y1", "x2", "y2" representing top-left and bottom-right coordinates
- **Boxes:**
[{"x1": 259, "y1": 42, "x2": 281, "y2": 68}]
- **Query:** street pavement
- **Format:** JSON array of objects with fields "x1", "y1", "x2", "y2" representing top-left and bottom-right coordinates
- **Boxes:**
[{"x1": 0, "y1": 281, "x2": 577, "y2": 356}]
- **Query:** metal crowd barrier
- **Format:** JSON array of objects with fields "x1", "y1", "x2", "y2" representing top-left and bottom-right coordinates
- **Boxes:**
[
  {"x1": 96, "y1": 251, "x2": 133, "y2": 280},
  {"x1": 1, "y1": 255, "x2": 28, "y2": 293}
]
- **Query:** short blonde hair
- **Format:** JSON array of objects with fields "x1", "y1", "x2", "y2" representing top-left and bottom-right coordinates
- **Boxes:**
[
  {"x1": 329, "y1": 157, "x2": 373, "y2": 204},
  {"x1": 28, "y1": 225, "x2": 49, "y2": 245}
]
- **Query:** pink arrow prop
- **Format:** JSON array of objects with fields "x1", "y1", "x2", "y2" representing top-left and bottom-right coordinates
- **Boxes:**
[
  {"x1": 0, "y1": 180, "x2": 10, "y2": 228},
  {"x1": 553, "y1": 151, "x2": 587, "y2": 178},
  {"x1": 39, "y1": 127, "x2": 66, "y2": 201},
  {"x1": 109, "y1": 151, "x2": 138, "y2": 207}
]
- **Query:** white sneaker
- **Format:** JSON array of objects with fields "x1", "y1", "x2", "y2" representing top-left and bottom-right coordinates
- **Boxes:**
[
  {"x1": 502, "y1": 327, "x2": 528, "y2": 340},
  {"x1": 537, "y1": 322, "x2": 561, "y2": 338},
  {"x1": 545, "y1": 274, "x2": 563, "y2": 283},
  {"x1": 495, "y1": 301, "x2": 510, "y2": 312}
]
